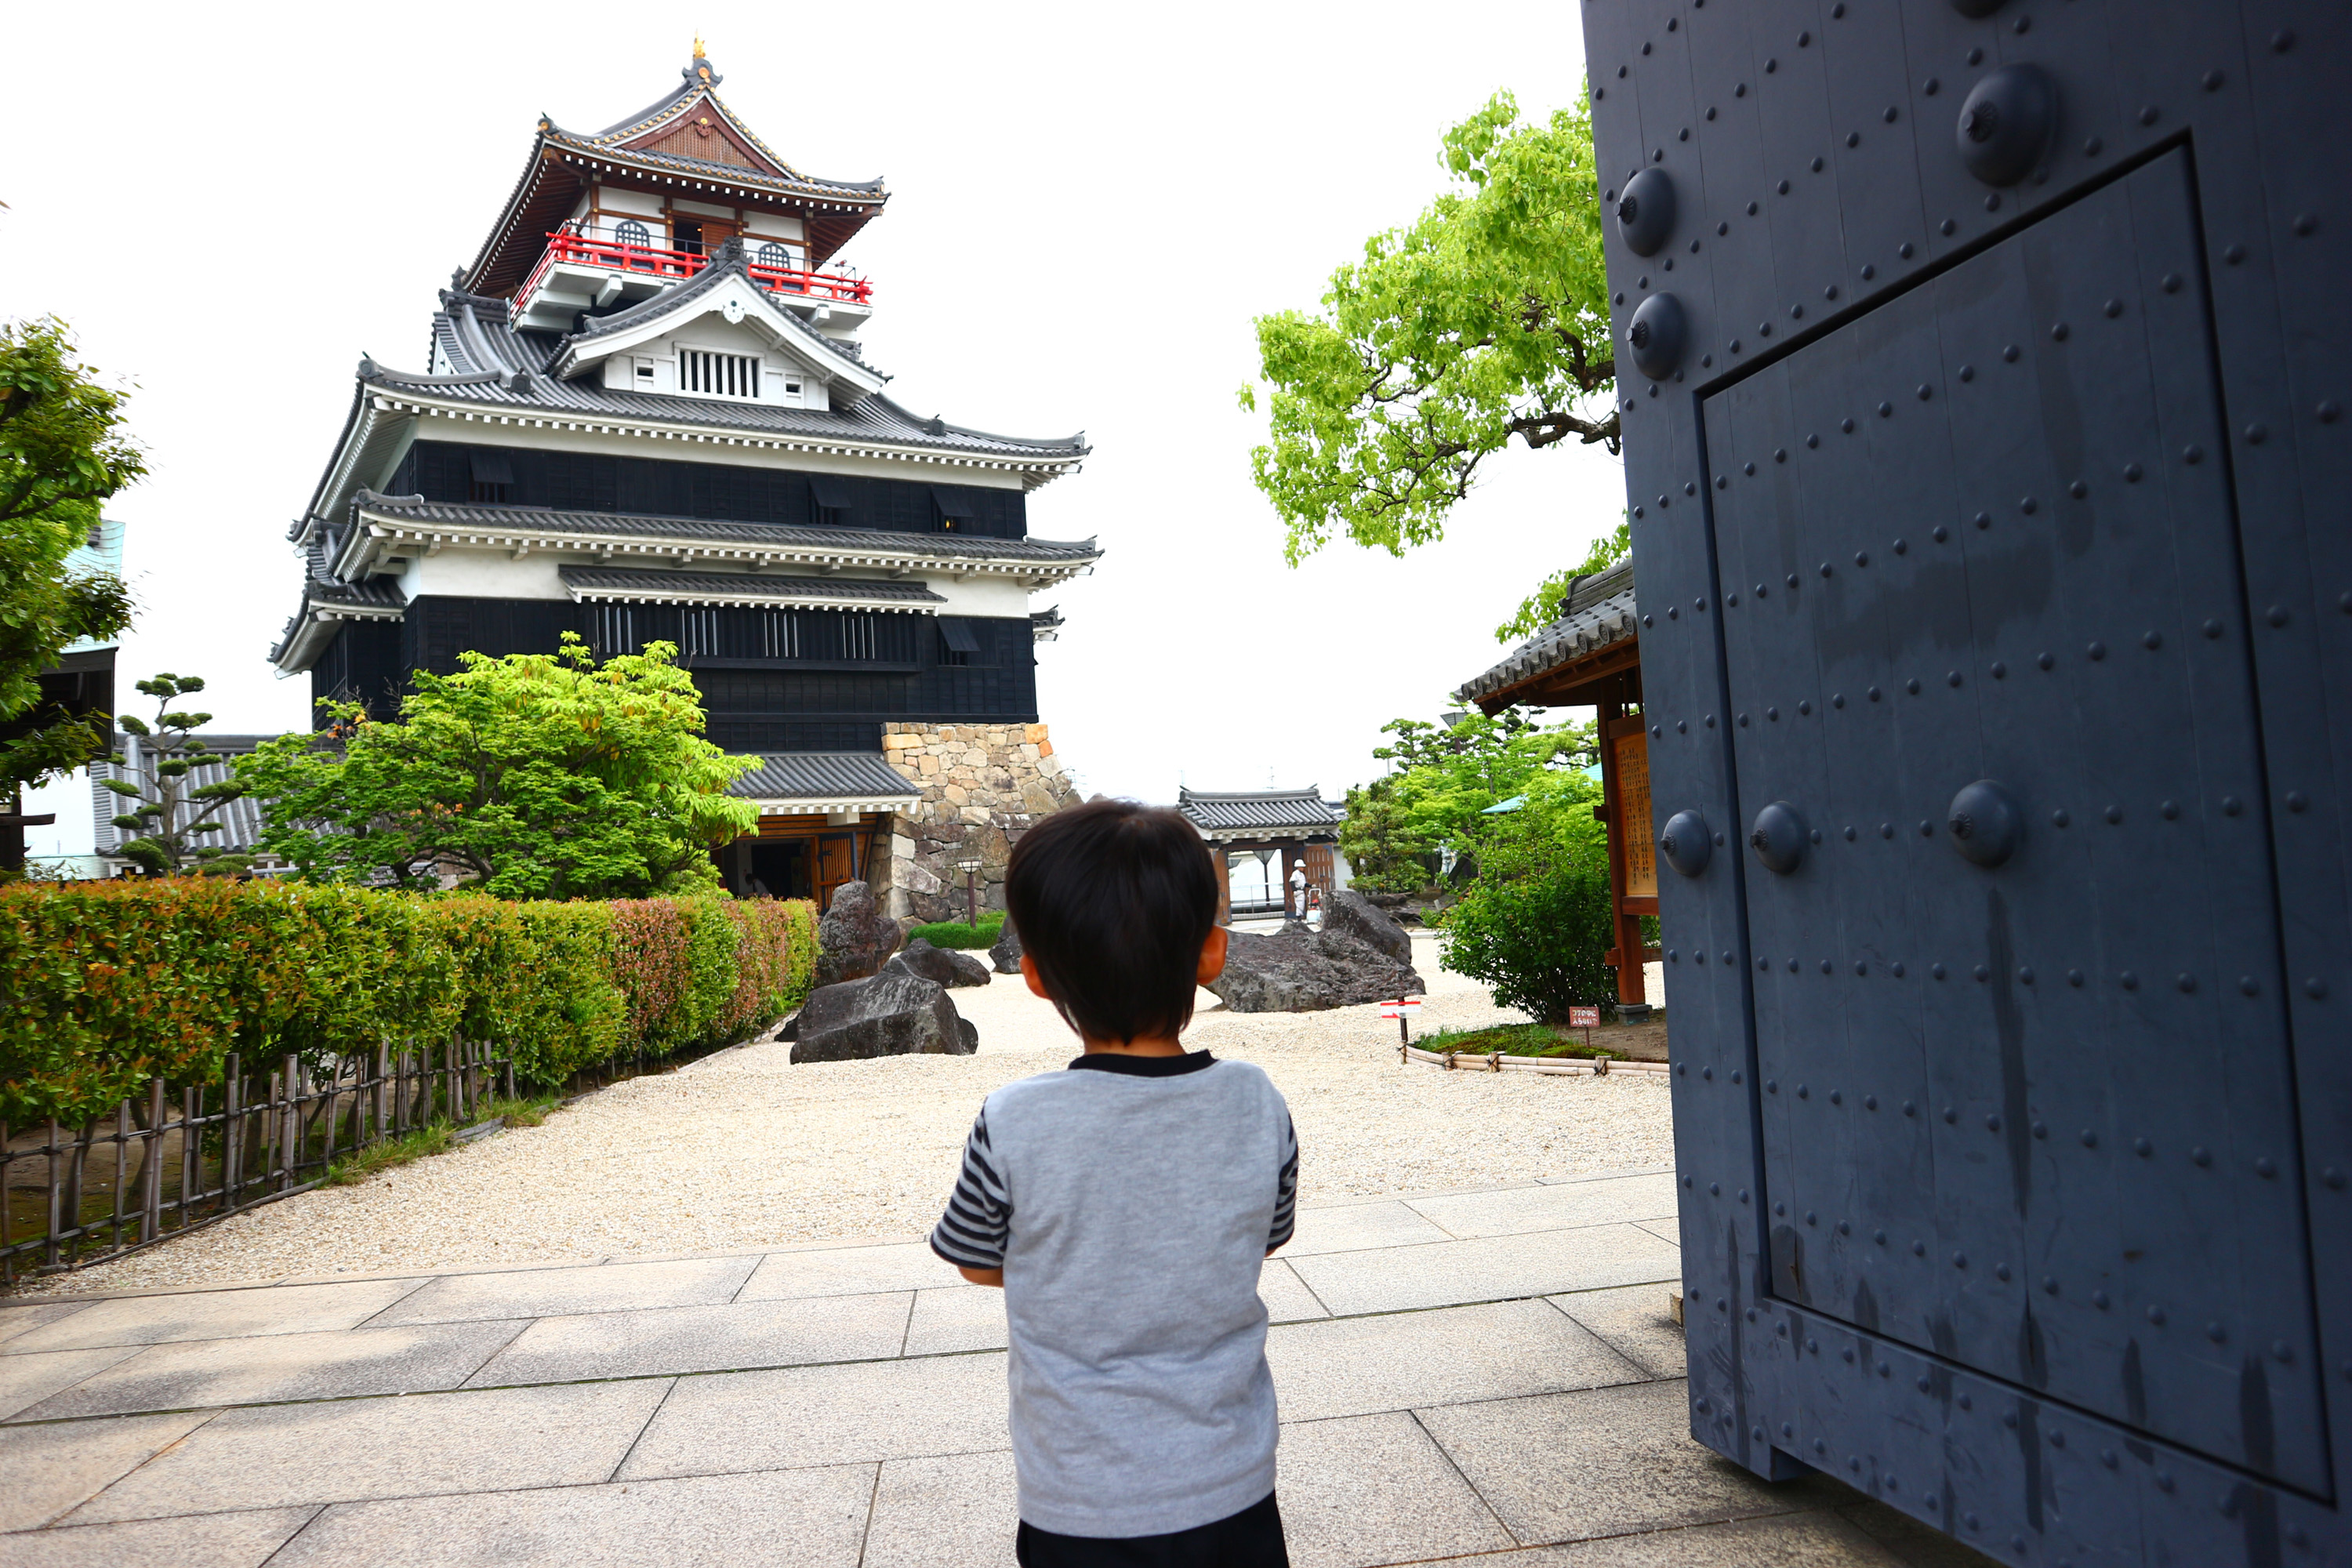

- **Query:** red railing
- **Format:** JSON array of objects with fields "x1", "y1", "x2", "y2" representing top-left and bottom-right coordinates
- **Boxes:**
[{"x1": 514, "y1": 230, "x2": 873, "y2": 318}]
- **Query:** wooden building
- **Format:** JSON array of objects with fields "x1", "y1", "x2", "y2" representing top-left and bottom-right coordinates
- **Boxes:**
[
  {"x1": 1177, "y1": 786, "x2": 1345, "y2": 925},
  {"x1": 267, "y1": 44, "x2": 1098, "y2": 911},
  {"x1": 1453, "y1": 558, "x2": 1659, "y2": 1018}
]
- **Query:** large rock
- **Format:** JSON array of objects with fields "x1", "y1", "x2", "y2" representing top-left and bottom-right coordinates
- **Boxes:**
[
  {"x1": 815, "y1": 880, "x2": 902, "y2": 988},
  {"x1": 989, "y1": 918, "x2": 1024, "y2": 975},
  {"x1": 1319, "y1": 889, "x2": 1414, "y2": 965},
  {"x1": 1204, "y1": 927, "x2": 1425, "y2": 1014},
  {"x1": 898, "y1": 937, "x2": 993, "y2": 989},
  {"x1": 790, "y1": 956, "x2": 977, "y2": 1063}
]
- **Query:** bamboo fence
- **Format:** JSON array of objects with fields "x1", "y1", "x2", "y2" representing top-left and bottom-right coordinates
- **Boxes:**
[{"x1": 1, "y1": 1038, "x2": 512, "y2": 1287}]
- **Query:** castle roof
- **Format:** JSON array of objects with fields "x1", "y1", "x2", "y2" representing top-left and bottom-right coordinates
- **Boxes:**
[{"x1": 1178, "y1": 786, "x2": 1345, "y2": 840}]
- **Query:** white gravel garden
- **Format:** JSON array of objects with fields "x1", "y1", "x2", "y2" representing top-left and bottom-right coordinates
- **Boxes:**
[{"x1": 17, "y1": 933, "x2": 1671, "y2": 1296}]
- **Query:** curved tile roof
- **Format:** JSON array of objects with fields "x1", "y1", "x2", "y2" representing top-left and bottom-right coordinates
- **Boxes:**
[
  {"x1": 354, "y1": 494, "x2": 1100, "y2": 564},
  {"x1": 725, "y1": 751, "x2": 920, "y2": 804},
  {"x1": 1454, "y1": 558, "x2": 1640, "y2": 707},
  {"x1": 557, "y1": 566, "x2": 946, "y2": 606},
  {"x1": 1178, "y1": 786, "x2": 1343, "y2": 836}
]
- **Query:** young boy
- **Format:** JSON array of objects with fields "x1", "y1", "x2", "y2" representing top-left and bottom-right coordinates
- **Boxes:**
[{"x1": 930, "y1": 800, "x2": 1298, "y2": 1567}]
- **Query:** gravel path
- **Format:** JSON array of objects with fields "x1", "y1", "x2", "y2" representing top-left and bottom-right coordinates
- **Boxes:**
[{"x1": 15, "y1": 934, "x2": 1671, "y2": 1296}]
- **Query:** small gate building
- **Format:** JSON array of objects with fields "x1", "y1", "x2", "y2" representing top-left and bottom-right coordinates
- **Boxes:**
[
  {"x1": 268, "y1": 43, "x2": 1097, "y2": 915},
  {"x1": 1176, "y1": 786, "x2": 1346, "y2": 924}
]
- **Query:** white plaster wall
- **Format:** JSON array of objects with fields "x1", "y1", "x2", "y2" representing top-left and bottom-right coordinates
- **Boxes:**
[
  {"x1": 401, "y1": 550, "x2": 571, "y2": 601},
  {"x1": 920, "y1": 575, "x2": 1035, "y2": 617},
  {"x1": 597, "y1": 186, "x2": 665, "y2": 218},
  {"x1": 672, "y1": 198, "x2": 739, "y2": 220},
  {"x1": 742, "y1": 212, "x2": 806, "y2": 242}
]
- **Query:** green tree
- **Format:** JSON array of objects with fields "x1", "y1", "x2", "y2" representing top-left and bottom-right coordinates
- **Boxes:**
[
  {"x1": 100, "y1": 673, "x2": 251, "y2": 877},
  {"x1": 1241, "y1": 91, "x2": 1614, "y2": 565},
  {"x1": 1338, "y1": 708, "x2": 1595, "y2": 894},
  {"x1": 237, "y1": 635, "x2": 759, "y2": 900},
  {"x1": 1492, "y1": 514, "x2": 1628, "y2": 644},
  {"x1": 0, "y1": 318, "x2": 143, "y2": 797},
  {"x1": 1438, "y1": 771, "x2": 1616, "y2": 1023}
]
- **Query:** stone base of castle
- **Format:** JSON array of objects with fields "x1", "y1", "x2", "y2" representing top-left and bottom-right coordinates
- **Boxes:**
[{"x1": 874, "y1": 723, "x2": 1082, "y2": 927}]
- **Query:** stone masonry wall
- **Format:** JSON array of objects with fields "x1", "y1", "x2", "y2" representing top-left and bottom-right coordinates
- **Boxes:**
[{"x1": 874, "y1": 723, "x2": 1082, "y2": 927}]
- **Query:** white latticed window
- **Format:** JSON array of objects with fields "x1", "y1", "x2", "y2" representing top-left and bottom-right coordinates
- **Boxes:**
[
  {"x1": 679, "y1": 349, "x2": 761, "y2": 398},
  {"x1": 682, "y1": 608, "x2": 721, "y2": 659},
  {"x1": 590, "y1": 604, "x2": 635, "y2": 658},
  {"x1": 843, "y1": 613, "x2": 878, "y2": 661},
  {"x1": 761, "y1": 609, "x2": 800, "y2": 659}
]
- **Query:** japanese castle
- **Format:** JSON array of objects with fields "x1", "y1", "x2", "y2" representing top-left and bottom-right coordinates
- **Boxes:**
[{"x1": 270, "y1": 43, "x2": 1096, "y2": 914}]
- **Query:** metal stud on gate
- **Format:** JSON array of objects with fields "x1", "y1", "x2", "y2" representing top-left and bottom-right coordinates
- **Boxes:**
[
  {"x1": 1749, "y1": 802, "x2": 1809, "y2": 874},
  {"x1": 1946, "y1": 780, "x2": 2023, "y2": 868},
  {"x1": 1661, "y1": 810, "x2": 1713, "y2": 877},
  {"x1": 1629, "y1": 293, "x2": 1687, "y2": 380},
  {"x1": 1956, "y1": 66, "x2": 2056, "y2": 187},
  {"x1": 1617, "y1": 168, "x2": 1677, "y2": 257}
]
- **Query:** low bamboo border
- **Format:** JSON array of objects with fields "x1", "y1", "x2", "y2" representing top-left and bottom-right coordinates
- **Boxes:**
[{"x1": 1400, "y1": 1043, "x2": 1671, "y2": 1077}]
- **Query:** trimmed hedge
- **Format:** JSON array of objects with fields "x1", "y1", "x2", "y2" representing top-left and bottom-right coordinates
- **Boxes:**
[
  {"x1": 906, "y1": 913, "x2": 1004, "y2": 950},
  {"x1": 0, "y1": 880, "x2": 818, "y2": 1125}
]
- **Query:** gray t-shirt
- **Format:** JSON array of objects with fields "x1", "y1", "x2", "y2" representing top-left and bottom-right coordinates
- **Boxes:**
[{"x1": 929, "y1": 1051, "x2": 1298, "y2": 1537}]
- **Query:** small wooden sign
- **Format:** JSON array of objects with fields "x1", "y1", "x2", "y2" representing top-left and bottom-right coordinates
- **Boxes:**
[{"x1": 1568, "y1": 1005, "x2": 1602, "y2": 1029}]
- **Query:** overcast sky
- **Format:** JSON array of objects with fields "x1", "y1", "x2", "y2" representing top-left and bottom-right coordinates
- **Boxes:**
[{"x1": 2, "y1": 1, "x2": 1626, "y2": 808}]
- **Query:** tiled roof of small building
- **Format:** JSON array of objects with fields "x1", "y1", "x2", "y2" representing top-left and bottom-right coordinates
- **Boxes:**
[
  {"x1": 92, "y1": 735, "x2": 281, "y2": 860},
  {"x1": 1453, "y1": 557, "x2": 1639, "y2": 707},
  {"x1": 724, "y1": 751, "x2": 919, "y2": 805},
  {"x1": 1177, "y1": 786, "x2": 1344, "y2": 836}
]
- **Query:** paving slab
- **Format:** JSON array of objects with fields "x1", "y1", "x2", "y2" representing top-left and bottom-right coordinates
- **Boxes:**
[
  {"x1": 902, "y1": 1287, "x2": 1006, "y2": 1356},
  {"x1": 13, "y1": 1321, "x2": 524, "y2": 1421},
  {"x1": 619, "y1": 1352, "x2": 1009, "y2": 1480},
  {"x1": 0, "y1": 1348, "x2": 143, "y2": 1421},
  {"x1": 1, "y1": 1280, "x2": 426, "y2": 1355},
  {"x1": 737, "y1": 1241, "x2": 964, "y2": 1302},
  {"x1": 0, "y1": 1304, "x2": 96, "y2": 1350},
  {"x1": 0, "y1": 1411, "x2": 216, "y2": 1532},
  {"x1": 861, "y1": 1449, "x2": 1019, "y2": 1568},
  {"x1": 1257, "y1": 1259, "x2": 1330, "y2": 1323},
  {"x1": 466, "y1": 1292, "x2": 912, "y2": 1385},
  {"x1": 1399, "y1": 1508, "x2": 1927, "y2": 1566},
  {"x1": 365, "y1": 1256, "x2": 758, "y2": 1327},
  {"x1": 1266, "y1": 1300, "x2": 1646, "y2": 1424},
  {"x1": 1279, "y1": 1200, "x2": 1453, "y2": 1258},
  {"x1": 1415, "y1": 1381, "x2": 1836, "y2": 1545},
  {"x1": 1276, "y1": 1410, "x2": 1515, "y2": 1568},
  {"x1": 0, "y1": 1506, "x2": 319, "y2": 1568},
  {"x1": 1406, "y1": 1172, "x2": 1680, "y2": 1240},
  {"x1": 267, "y1": 1465, "x2": 878, "y2": 1567},
  {"x1": 1633, "y1": 1218, "x2": 1679, "y2": 1249},
  {"x1": 1548, "y1": 1285, "x2": 1687, "y2": 1381},
  {"x1": 66, "y1": 1379, "x2": 672, "y2": 1523},
  {"x1": 1290, "y1": 1225, "x2": 1683, "y2": 1317}
]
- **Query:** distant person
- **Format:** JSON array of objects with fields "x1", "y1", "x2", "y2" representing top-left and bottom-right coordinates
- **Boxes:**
[
  {"x1": 931, "y1": 800, "x2": 1298, "y2": 1566},
  {"x1": 1288, "y1": 861, "x2": 1307, "y2": 919}
]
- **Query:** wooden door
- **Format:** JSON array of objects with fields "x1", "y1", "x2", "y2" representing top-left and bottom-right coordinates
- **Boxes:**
[{"x1": 815, "y1": 833, "x2": 857, "y2": 910}]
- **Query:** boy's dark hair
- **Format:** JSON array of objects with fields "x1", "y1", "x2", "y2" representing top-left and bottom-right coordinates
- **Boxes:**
[{"x1": 1006, "y1": 799, "x2": 1218, "y2": 1044}]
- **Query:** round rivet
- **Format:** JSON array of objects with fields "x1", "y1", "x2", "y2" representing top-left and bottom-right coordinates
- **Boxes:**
[{"x1": 2122, "y1": 971, "x2": 2139, "y2": 989}]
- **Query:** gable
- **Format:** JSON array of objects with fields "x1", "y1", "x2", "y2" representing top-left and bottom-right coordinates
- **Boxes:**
[{"x1": 626, "y1": 103, "x2": 781, "y2": 176}]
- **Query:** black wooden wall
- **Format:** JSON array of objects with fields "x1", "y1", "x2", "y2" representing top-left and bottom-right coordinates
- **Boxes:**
[
  {"x1": 1585, "y1": 2, "x2": 2348, "y2": 1562},
  {"x1": 311, "y1": 599, "x2": 1036, "y2": 750},
  {"x1": 387, "y1": 441, "x2": 1030, "y2": 541}
]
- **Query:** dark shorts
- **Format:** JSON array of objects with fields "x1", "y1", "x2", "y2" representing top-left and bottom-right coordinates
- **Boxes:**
[{"x1": 1014, "y1": 1491, "x2": 1289, "y2": 1568}]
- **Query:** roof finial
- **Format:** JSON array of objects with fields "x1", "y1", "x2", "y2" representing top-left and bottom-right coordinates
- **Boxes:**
[{"x1": 686, "y1": 35, "x2": 718, "y2": 85}]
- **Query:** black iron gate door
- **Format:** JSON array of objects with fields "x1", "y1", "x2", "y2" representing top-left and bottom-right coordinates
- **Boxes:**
[{"x1": 1585, "y1": 2, "x2": 2350, "y2": 1561}]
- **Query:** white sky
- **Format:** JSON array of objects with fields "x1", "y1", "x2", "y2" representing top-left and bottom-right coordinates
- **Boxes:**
[{"x1": 1, "y1": 1, "x2": 1625, "y2": 808}]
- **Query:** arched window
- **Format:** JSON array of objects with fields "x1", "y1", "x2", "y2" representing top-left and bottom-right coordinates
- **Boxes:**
[
  {"x1": 756, "y1": 241, "x2": 792, "y2": 270},
  {"x1": 615, "y1": 219, "x2": 651, "y2": 250}
]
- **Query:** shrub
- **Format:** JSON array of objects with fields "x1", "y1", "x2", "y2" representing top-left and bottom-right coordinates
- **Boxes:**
[
  {"x1": 1438, "y1": 778, "x2": 1617, "y2": 1025},
  {"x1": 907, "y1": 912, "x2": 1004, "y2": 949},
  {"x1": 0, "y1": 881, "x2": 818, "y2": 1125}
]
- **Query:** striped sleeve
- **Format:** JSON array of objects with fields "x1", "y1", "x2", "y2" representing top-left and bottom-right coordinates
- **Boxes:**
[
  {"x1": 930, "y1": 1106, "x2": 1013, "y2": 1269},
  {"x1": 1268, "y1": 1113, "x2": 1299, "y2": 1251}
]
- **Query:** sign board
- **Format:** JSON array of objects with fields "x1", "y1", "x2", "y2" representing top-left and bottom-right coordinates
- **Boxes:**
[
  {"x1": 1612, "y1": 728, "x2": 1656, "y2": 899},
  {"x1": 1378, "y1": 997, "x2": 1425, "y2": 1020},
  {"x1": 1567, "y1": 1006, "x2": 1601, "y2": 1029}
]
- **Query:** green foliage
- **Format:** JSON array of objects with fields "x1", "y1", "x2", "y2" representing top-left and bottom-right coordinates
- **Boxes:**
[
  {"x1": 1339, "y1": 708, "x2": 1596, "y2": 894},
  {"x1": 1242, "y1": 91, "x2": 1613, "y2": 564},
  {"x1": 106, "y1": 673, "x2": 252, "y2": 877},
  {"x1": 1438, "y1": 775, "x2": 1617, "y2": 1025},
  {"x1": 237, "y1": 634, "x2": 759, "y2": 900},
  {"x1": 325, "y1": 1123, "x2": 456, "y2": 1186},
  {"x1": 1416, "y1": 1022, "x2": 1620, "y2": 1060},
  {"x1": 1494, "y1": 516, "x2": 1630, "y2": 644},
  {"x1": 0, "y1": 880, "x2": 819, "y2": 1125},
  {"x1": 907, "y1": 912, "x2": 1004, "y2": 950},
  {"x1": 0, "y1": 318, "x2": 143, "y2": 794}
]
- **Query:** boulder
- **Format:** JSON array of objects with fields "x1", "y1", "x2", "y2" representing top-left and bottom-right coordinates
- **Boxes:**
[
  {"x1": 1205, "y1": 927, "x2": 1426, "y2": 1014},
  {"x1": 790, "y1": 955, "x2": 977, "y2": 1063},
  {"x1": 898, "y1": 937, "x2": 993, "y2": 989},
  {"x1": 1319, "y1": 889, "x2": 1414, "y2": 965},
  {"x1": 989, "y1": 918, "x2": 1024, "y2": 975},
  {"x1": 815, "y1": 880, "x2": 902, "y2": 988}
]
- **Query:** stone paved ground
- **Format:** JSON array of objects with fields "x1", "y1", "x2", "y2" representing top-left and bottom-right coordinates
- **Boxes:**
[{"x1": 0, "y1": 1171, "x2": 1992, "y2": 1567}]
